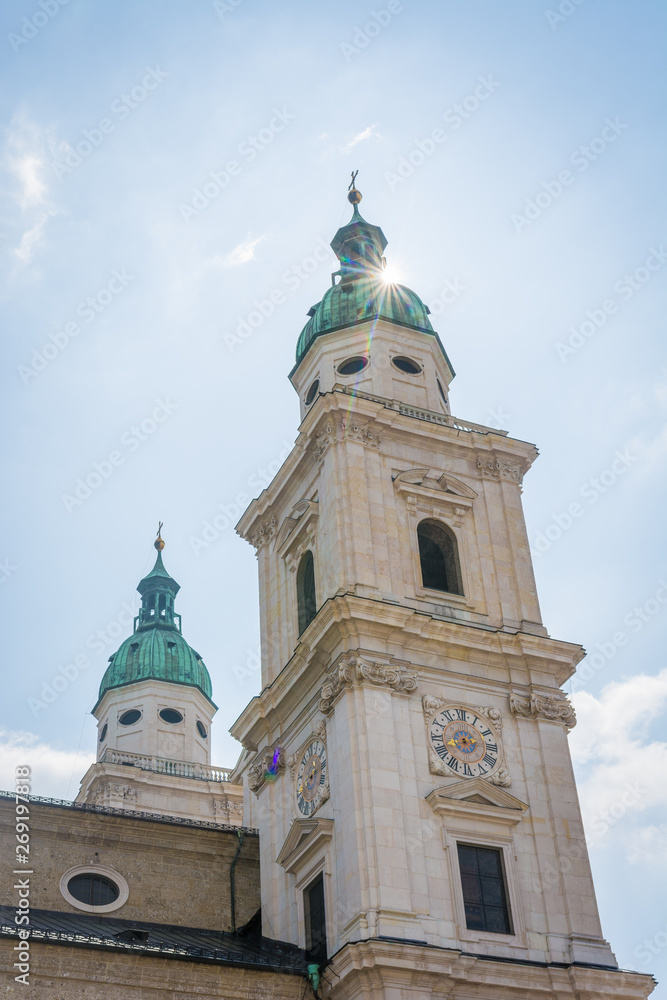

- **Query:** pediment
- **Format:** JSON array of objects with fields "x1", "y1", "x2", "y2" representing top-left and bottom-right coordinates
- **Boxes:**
[
  {"x1": 426, "y1": 778, "x2": 528, "y2": 827},
  {"x1": 276, "y1": 817, "x2": 334, "y2": 873},
  {"x1": 393, "y1": 468, "x2": 477, "y2": 501},
  {"x1": 275, "y1": 499, "x2": 319, "y2": 556}
]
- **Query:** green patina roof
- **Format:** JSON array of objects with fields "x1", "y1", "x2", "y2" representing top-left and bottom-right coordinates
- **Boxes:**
[
  {"x1": 95, "y1": 542, "x2": 214, "y2": 710},
  {"x1": 295, "y1": 275, "x2": 435, "y2": 363},
  {"x1": 294, "y1": 195, "x2": 438, "y2": 367}
]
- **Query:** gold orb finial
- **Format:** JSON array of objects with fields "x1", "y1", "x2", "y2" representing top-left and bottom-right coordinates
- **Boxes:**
[
  {"x1": 347, "y1": 169, "x2": 362, "y2": 205},
  {"x1": 154, "y1": 521, "x2": 165, "y2": 551}
]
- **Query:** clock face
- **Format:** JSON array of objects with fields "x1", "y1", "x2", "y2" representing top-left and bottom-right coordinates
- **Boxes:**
[
  {"x1": 428, "y1": 707, "x2": 499, "y2": 779},
  {"x1": 296, "y1": 739, "x2": 327, "y2": 816}
]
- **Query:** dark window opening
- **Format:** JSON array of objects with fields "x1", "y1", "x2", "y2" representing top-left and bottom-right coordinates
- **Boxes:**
[
  {"x1": 392, "y1": 355, "x2": 422, "y2": 374},
  {"x1": 297, "y1": 550, "x2": 317, "y2": 634},
  {"x1": 337, "y1": 356, "x2": 368, "y2": 376},
  {"x1": 305, "y1": 379, "x2": 320, "y2": 406},
  {"x1": 130, "y1": 642, "x2": 139, "y2": 654},
  {"x1": 417, "y1": 519, "x2": 462, "y2": 595},
  {"x1": 457, "y1": 844, "x2": 512, "y2": 935},
  {"x1": 167, "y1": 641, "x2": 176, "y2": 650},
  {"x1": 159, "y1": 708, "x2": 183, "y2": 724},
  {"x1": 437, "y1": 378, "x2": 448, "y2": 405},
  {"x1": 304, "y1": 873, "x2": 327, "y2": 967},
  {"x1": 118, "y1": 709, "x2": 141, "y2": 727},
  {"x1": 99, "y1": 723, "x2": 108, "y2": 743},
  {"x1": 196, "y1": 720, "x2": 208, "y2": 739},
  {"x1": 68, "y1": 873, "x2": 119, "y2": 907}
]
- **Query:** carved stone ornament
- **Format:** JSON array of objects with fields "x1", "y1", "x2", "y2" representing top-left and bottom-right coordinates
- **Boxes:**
[
  {"x1": 422, "y1": 696, "x2": 511, "y2": 786},
  {"x1": 312, "y1": 417, "x2": 382, "y2": 460},
  {"x1": 509, "y1": 692, "x2": 577, "y2": 729},
  {"x1": 250, "y1": 516, "x2": 279, "y2": 550},
  {"x1": 248, "y1": 744, "x2": 286, "y2": 795},
  {"x1": 476, "y1": 457, "x2": 523, "y2": 484},
  {"x1": 319, "y1": 655, "x2": 417, "y2": 715}
]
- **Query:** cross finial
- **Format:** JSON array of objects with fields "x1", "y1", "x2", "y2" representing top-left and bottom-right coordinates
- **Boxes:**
[
  {"x1": 348, "y1": 169, "x2": 359, "y2": 192},
  {"x1": 347, "y1": 170, "x2": 362, "y2": 206},
  {"x1": 155, "y1": 522, "x2": 165, "y2": 551}
]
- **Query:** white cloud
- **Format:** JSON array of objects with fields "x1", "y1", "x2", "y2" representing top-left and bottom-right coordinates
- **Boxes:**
[
  {"x1": 13, "y1": 210, "x2": 56, "y2": 263},
  {"x1": 0, "y1": 729, "x2": 94, "y2": 800},
  {"x1": 215, "y1": 234, "x2": 265, "y2": 268},
  {"x1": 340, "y1": 123, "x2": 381, "y2": 154},
  {"x1": 5, "y1": 113, "x2": 48, "y2": 209},
  {"x1": 570, "y1": 669, "x2": 667, "y2": 862}
]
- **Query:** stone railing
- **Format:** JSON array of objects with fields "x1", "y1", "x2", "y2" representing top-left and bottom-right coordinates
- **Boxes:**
[
  {"x1": 334, "y1": 385, "x2": 508, "y2": 436},
  {"x1": 99, "y1": 748, "x2": 232, "y2": 783}
]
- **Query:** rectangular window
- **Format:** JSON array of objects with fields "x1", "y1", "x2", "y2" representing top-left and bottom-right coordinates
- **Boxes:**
[
  {"x1": 457, "y1": 843, "x2": 512, "y2": 934},
  {"x1": 304, "y1": 873, "x2": 327, "y2": 966}
]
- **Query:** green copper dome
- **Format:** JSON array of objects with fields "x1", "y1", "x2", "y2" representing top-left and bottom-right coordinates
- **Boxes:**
[
  {"x1": 294, "y1": 185, "x2": 436, "y2": 366},
  {"x1": 95, "y1": 533, "x2": 214, "y2": 710}
]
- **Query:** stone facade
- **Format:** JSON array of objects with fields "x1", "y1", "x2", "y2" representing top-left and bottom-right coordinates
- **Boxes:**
[
  {"x1": 0, "y1": 798, "x2": 258, "y2": 931},
  {"x1": 230, "y1": 315, "x2": 656, "y2": 999}
]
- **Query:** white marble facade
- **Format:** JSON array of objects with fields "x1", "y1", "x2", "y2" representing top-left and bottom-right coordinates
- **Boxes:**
[{"x1": 231, "y1": 317, "x2": 654, "y2": 999}]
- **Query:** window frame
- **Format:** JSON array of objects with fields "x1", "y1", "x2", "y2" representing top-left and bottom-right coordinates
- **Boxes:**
[
  {"x1": 296, "y1": 549, "x2": 317, "y2": 635},
  {"x1": 60, "y1": 864, "x2": 129, "y2": 914},
  {"x1": 416, "y1": 518, "x2": 464, "y2": 596},
  {"x1": 456, "y1": 842, "x2": 513, "y2": 935},
  {"x1": 294, "y1": 856, "x2": 332, "y2": 967},
  {"x1": 443, "y1": 828, "x2": 524, "y2": 946}
]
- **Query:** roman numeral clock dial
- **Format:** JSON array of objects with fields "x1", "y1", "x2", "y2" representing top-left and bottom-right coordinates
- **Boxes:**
[
  {"x1": 428, "y1": 707, "x2": 500, "y2": 779},
  {"x1": 295, "y1": 739, "x2": 328, "y2": 816}
]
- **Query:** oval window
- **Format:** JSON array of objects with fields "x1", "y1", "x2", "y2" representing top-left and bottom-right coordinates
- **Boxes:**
[
  {"x1": 196, "y1": 720, "x2": 208, "y2": 739},
  {"x1": 337, "y1": 356, "x2": 368, "y2": 376},
  {"x1": 99, "y1": 723, "x2": 108, "y2": 743},
  {"x1": 305, "y1": 379, "x2": 320, "y2": 406},
  {"x1": 159, "y1": 708, "x2": 183, "y2": 724},
  {"x1": 392, "y1": 356, "x2": 422, "y2": 375},
  {"x1": 67, "y1": 873, "x2": 119, "y2": 907},
  {"x1": 118, "y1": 709, "x2": 141, "y2": 727}
]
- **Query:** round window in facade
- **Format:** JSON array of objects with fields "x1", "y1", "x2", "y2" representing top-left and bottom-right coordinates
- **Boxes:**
[
  {"x1": 337, "y1": 356, "x2": 368, "y2": 376},
  {"x1": 118, "y1": 709, "x2": 141, "y2": 727},
  {"x1": 305, "y1": 379, "x2": 320, "y2": 406},
  {"x1": 99, "y1": 723, "x2": 108, "y2": 743},
  {"x1": 60, "y1": 865, "x2": 129, "y2": 914},
  {"x1": 196, "y1": 720, "x2": 208, "y2": 739},
  {"x1": 391, "y1": 356, "x2": 422, "y2": 375},
  {"x1": 159, "y1": 708, "x2": 184, "y2": 724}
]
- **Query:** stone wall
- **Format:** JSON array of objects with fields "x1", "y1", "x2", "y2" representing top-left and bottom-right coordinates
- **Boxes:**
[{"x1": 0, "y1": 798, "x2": 259, "y2": 931}]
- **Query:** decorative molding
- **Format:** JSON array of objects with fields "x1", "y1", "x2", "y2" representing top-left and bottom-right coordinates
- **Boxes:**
[
  {"x1": 248, "y1": 743, "x2": 286, "y2": 795},
  {"x1": 509, "y1": 692, "x2": 577, "y2": 729},
  {"x1": 476, "y1": 457, "x2": 523, "y2": 484},
  {"x1": 276, "y1": 816, "x2": 334, "y2": 873},
  {"x1": 426, "y1": 777, "x2": 528, "y2": 822},
  {"x1": 275, "y1": 499, "x2": 319, "y2": 556},
  {"x1": 311, "y1": 417, "x2": 382, "y2": 460},
  {"x1": 319, "y1": 655, "x2": 417, "y2": 715},
  {"x1": 394, "y1": 468, "x2": 475, "y2": 528},
  {"x1": 249, "y1": 515, "x2": 279, "y2": 551}
]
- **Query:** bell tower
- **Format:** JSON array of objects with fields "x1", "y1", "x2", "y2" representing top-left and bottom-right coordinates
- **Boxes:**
[{"x1": 231, "y1": 181, "x2": 654, "y2": 1000}]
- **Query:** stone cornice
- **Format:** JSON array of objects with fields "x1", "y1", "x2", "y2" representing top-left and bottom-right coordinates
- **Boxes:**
[
  {"x1": 235, "y1": 389, "x2": 539, "y2": 547},
  {"x1": 229, "y1": 594, "x2": 584, "y2": 749},
  {"x1": 318, "y1": 653, "x2": 418, "y2": 715}
]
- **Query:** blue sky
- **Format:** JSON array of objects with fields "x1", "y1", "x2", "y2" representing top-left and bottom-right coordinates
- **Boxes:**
[{"x1": 1, "y1": 0, "x2": 666, "y2": 987}]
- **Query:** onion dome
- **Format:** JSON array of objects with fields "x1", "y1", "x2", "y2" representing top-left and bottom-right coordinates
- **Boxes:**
[
  {"x1": 295, "y1": 176, "x2": 436, "y2": 366},
  {"x1": 94, "y1": 528, "x2": 214, "y2": 710}
]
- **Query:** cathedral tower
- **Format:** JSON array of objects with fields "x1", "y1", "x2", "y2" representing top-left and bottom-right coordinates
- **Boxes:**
[
  {"x1": 77, "y1": 529, "x2": 243, "y2": 825},
  {"x1": 231, "y1": 183, "x2": 654, "y2": 999}
]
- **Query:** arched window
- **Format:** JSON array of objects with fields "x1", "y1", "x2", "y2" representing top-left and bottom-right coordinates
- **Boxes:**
[
  {"x1": 297, "y1": 551, "x2": 317, "y2": 634},
  {"x1": 417, "y1": 520, "x2": 463, "y2": 595}
]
